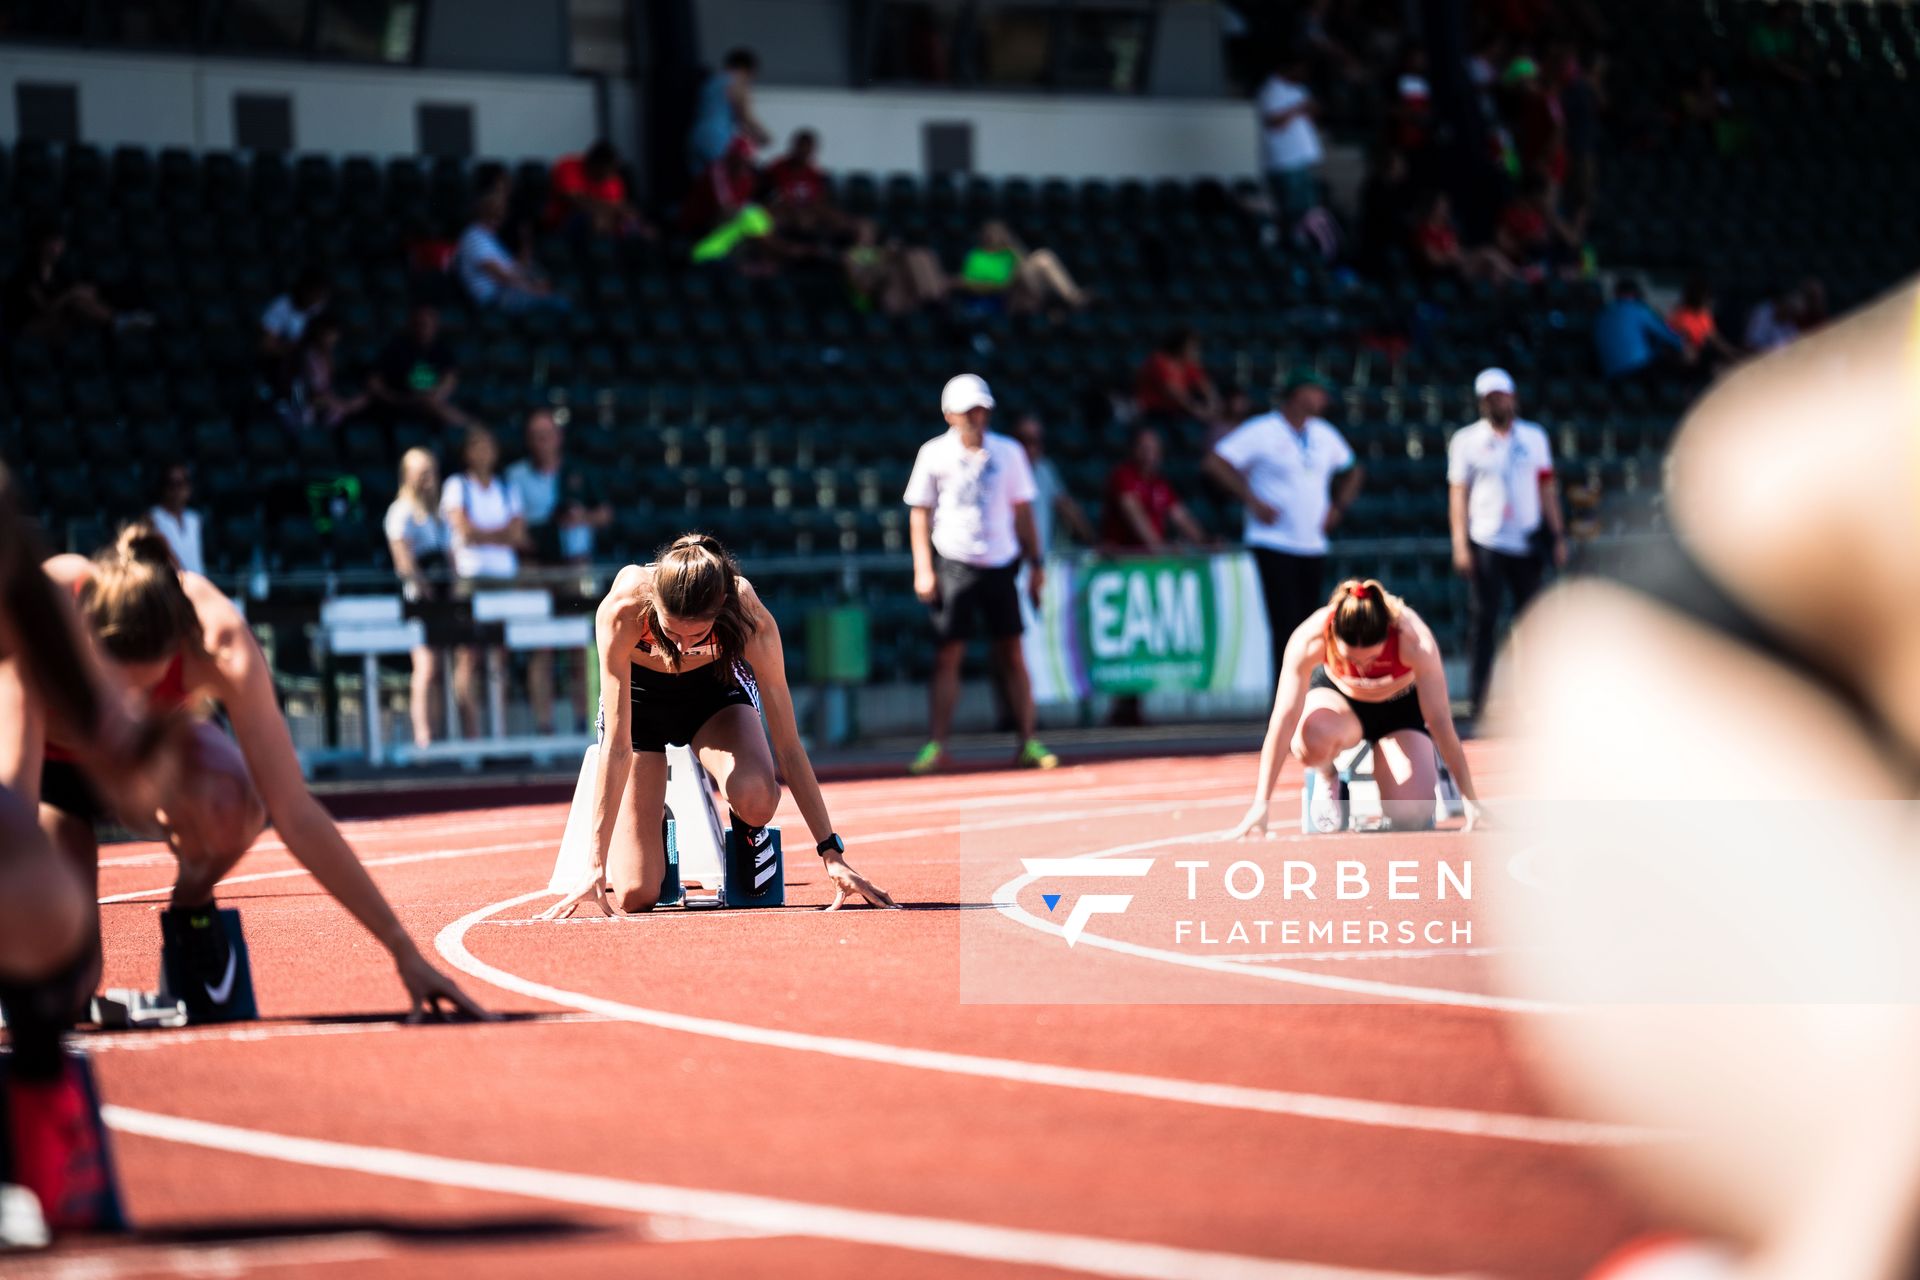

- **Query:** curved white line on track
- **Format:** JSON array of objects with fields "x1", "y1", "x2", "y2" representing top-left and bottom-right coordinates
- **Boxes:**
[
  {"x1": 435, "y1": 891, "x2": 1651, "y2": 1147},
  {"x1": 103, "y1": 1106, "x2": 1459, "y2": 1280},
  {"x1": 990, "y1": 830, "x2": 1563, "y2": 1015}
]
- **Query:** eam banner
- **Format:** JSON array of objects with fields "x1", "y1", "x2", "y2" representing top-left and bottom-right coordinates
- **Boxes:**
[{"x1": 1021, "y1": 553, "x2": 1272, "y2": 704}]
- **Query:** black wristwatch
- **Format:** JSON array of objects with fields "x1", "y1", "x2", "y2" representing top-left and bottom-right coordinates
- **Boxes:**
[{"x1": 816, "y1": 833, "x2": 845, "y2": 858}]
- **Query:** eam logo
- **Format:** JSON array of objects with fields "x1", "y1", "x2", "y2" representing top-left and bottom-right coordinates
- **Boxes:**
[{"x1": 1020, "y1": 859, "x2": 1155, "y2": 947}]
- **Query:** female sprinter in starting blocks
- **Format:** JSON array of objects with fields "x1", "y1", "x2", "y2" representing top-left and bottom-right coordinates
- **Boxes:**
[
  {"x1": 0, "y1": 471, "x2": 184, "y2": 1238},
  {"x1": 542, "y1": 533, "x2": 896, "y2": 918},
  {"x1": 2, "y1": 521, "x2": 486, "y2": 1025},
  {"x1": 1227, "y1": 577, "x2": 1485, "y2": 837}
]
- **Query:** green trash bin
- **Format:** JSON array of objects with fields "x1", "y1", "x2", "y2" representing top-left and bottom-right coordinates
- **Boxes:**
[{"x1": 806, "y1": 606, "x2": 871, "y2": 685}]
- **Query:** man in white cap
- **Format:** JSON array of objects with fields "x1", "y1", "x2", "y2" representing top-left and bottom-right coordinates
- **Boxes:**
[
  {"x1": 903, "y1": 374, "x2": 1057, "y2": 775},
  {"x1": 1447, "y1": 367, "x2": 1566, "y2": 724}
]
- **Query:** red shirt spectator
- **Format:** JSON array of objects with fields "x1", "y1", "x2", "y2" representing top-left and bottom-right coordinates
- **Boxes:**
[
  {"x1": 766, "y1": 130, "x2": 828, "y2": 207},
  {"x1": 547, "y1": 152, "x2": 625, "y2": 223},
  {"x1": 1101, "y1": 428, "x2": 1211, "y2": 552},
  {"x1": 544, "y1": 141, "x2": 651, "y2": 238},
  {"x1": 1103, "y1": 462, "x2": 1179, "y2": 547},
  {"x1": 1134, "y1": 328, "x2": 1221, "y2": 422}
]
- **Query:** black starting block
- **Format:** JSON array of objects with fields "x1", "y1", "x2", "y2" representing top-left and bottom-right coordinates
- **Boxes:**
[
  {"x1": 158, "y1": 907, "x2": 259, "y2": 1024},
  {"x1": 0, "y1": 1048, "x2": 130, "y2": 1236}
]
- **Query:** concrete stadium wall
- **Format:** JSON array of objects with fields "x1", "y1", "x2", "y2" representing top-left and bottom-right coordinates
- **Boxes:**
[
  {"x1": 754, "y1": 85, "x2": 1260, "y2": 180},
  {"x1": 0, "y1": 48, "x2": 599, "y2": 160},
  {"x1": 0, "y1": 47, "x2": 1258, "y2": 180}
]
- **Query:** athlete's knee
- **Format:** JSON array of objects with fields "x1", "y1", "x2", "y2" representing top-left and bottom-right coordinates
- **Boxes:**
[
  {"x1": 0, "y1": 865, "x2": 89, "y2": 981},
  {"x1": 725, "y1": 769, "x2": 780, "y2": 828},
  {"x1": 1382, "y1": 799, "x2": 1435, "y2": 832},
  {"x1": 178, "y1": 768, "x2": 266, "y2": 860},
  {"x1": 610, "y1": 874, "x2": 660, "y2": 914},
  {"x1": 1295, "y1": 716, "x2": 1348, "y2": 766}
]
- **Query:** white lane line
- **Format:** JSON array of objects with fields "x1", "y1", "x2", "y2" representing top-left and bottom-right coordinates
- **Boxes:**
[
  {"x1": 73, "y1": 1014, "x2": 613, "y2": 1054},
  {"x1": 102, "y1": 1106, "x2": 1462, "y2": 1280},
  {"x1": 990, "y1": 829, "x2": 1563, "y2": 1015},
  {"x1": 97, "y1": 840, "x2": 558, "y2": 905},
  {"x1": 0, "y1": 1231, "x2": 391, "y2": 1278},
  {"x1": 1227, "y1": 947, "x2": 1517, "y2": 964},
  {"x1": 96, "y1": 781, "x2": 1264, "y2": 908},
  {"x1": 435, "y1": 892, "x2": 1653, "y2": 1148}
]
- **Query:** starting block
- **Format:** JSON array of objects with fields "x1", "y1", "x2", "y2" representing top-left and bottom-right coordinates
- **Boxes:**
[
  {"x1": 549, "y1": 743, "x2": 785, "y2": 909},
  {"x1": 1300, "y1": 741, "x2": 1466, "y2": 833},
  {"x1": 0, "y1": 1048, "x2": 130, "y2": 1235},
  {"x1": 88, "y1": 989, "x2": 187, "y2": 1030}
]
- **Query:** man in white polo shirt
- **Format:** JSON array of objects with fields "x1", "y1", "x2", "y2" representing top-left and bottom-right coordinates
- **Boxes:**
[
  {"x1": 1203, "y1": 369, "x2": 1364, "y2": 692},
  {"x1": 904, "y1": 374, "x2": 1057, "y2": 776},
  {"x1": 1447, "y1": 367, "x2": 1566, "y2": 723}
]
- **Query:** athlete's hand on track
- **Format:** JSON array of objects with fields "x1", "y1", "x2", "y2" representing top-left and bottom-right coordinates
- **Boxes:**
[
  {"x1": 1226, "y1": 802, "x2": 1274, "y2": 841},
  {"x1": 1462, "y1": 798, "x2": 1488, "y2": 832},
  {"x1": 395, "y1": 949, "x2": 493, "y2": 1023},
  {"x1": 539, "y1": 872, "x2": 615, "y2": 920},
  {"x1": 823, "y1": 852, "x2": 899, "y2": 910}
]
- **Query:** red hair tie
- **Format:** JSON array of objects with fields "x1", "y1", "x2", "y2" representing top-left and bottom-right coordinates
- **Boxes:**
[{"x1": 1350, "y1": 583, "x2": 1371, "y2": 600}]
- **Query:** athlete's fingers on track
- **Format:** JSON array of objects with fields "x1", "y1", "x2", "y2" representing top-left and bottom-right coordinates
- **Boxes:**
[{"x1": 825, "y1": 885, "x2": 848, "y2": 911}]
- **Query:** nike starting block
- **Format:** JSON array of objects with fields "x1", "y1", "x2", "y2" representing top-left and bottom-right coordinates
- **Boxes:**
[
  {"x1": 1301, "y1": 742, "x2": 1467, "y2": 833},
  {"x1": 157, "y1": 907, "x2": 259, "y2": 1024},
  {"x1": 0, "y1": 1048, "x2": 130, "y2": 1235},
  {"x1": 549, "y1": 743, "x2": 785, "y2": 909}
]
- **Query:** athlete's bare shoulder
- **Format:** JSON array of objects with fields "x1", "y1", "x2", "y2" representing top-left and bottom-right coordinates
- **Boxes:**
[
  {"x1": 1396, "y1": 605, "x2": 1441, "y2": 662},
  {"x1": 42, "y1": 554, "x2": 93, "y2": 591},
  {"x1": 598, "y1": 564, "x2": 653, "y2": 641}
]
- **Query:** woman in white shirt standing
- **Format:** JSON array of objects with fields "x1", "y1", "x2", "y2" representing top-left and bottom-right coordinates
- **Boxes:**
[
  {"x1": 147, "y1": 463, "x2": 205, "y2": 577},
  {"x1": 438, "y1": 427, "x2": 526, "y2": 738},
  {"x1": 383, "y1": 448, "x2": 452, "y2": 749}
]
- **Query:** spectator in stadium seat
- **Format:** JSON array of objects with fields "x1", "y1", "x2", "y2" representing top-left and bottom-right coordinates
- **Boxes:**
[
  {"x1": 1743, "y1": 284, "x2": 1803, "y2": 353},
  {"x1": 383, "y1": 448, "x2": 452, "y2": 749},
  {"x1": 1411, "y1": 193, "x2": 1521, "y2": 285},
  {"x1": 440, "y1": 426, "x2": 527, "y2": 740},
  {"x1": 2, "y1": 223, "x2": 142, "y2": 345},
  {"x1": 1012, "y1": 414, "x2": 1096, "y2": 557},
  {"x1": 1134, "y1": 327, "x2": 1224, "y2": 436},
  {"x1": 957, "y1": 221, "x2": 1089, "y2": 316},
  {"x1": 544, "y1": 141, "x2": 654, "y2": 241},
  {"x1": 689, "y1": 47, "x2": 772, "y2": 176},
  {"x1": 505, "y1": 409, "x2": 608, "y2": 735},
  {"x1": 258, "y1": 266, "x2": 330, "y2": 358},
  {"x1": 147, "y1": 463, "x2": 205, "y2": 577},
  {"x1": 1748, "y1": 5, "x2": 1810, "y2": 85},
  {"x1": 366, "y1": 302, "x2": 472, "y2": 432},
  {"x1": 1495, "y1": 178, "x2": 1584, "y2": 281},
  {"x1": 456, "y1": 191, "x2": 568, "y2": 314},
  {"x1": 766, "y1": 128, "x2": 852, "y2": 246},
  {"x1": 1256, "y1": 50, "x2": 1324, "y2": 220},
  {"x1": 844, "y1": 219, "x2": 948, "y2": 317},
  {"x1": 1203, "y1": 370, "x2": 1363, "y2": 688},
  {"x1": 1669, "y1": 277, "x2": 1740, "y2": 370},
  {"x1": 286, "y1": 314, "x2": 367, "y2": 430},
  {"x1": 1447, "y1": 367, "x2": 1564, "y2": 724},
  {"x1": 1103, "y1": 426, "x2": 1212, "y2": 555},
  {"x1": 1595, "y1": 278, "x2": 1687, "y2": 380}
]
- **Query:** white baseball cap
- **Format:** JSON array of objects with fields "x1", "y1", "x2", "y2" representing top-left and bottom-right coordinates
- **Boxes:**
[
  {"x1": 941, "y1": 373, "x2": 996, "y2": 416},
  {"x1": 1474, "y1": 368, "x2": 1517, "y2": 398}
]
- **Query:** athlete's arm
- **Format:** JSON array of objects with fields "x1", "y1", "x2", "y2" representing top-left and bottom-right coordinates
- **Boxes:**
[
  {"x1": 741, "y1": 583, "x2": 896, "y2": 910},
  {"x1": 908, "y1": 505, "x2": 937, "y2": 602},
  {"x1": 196, "y1": 579, "x2": 486, "y2": 1019},
  {"x1": 1229, "y1": 614, "x2": 1320, "y2": 839},
  {"x1": 542, "y1": 567, "x2": 645, "y2": 920},
  {"x1": 1403, "y1": 611, "x2": 1482, "y2": 821},
  {"x1": 1012, "y1": 501, "x2": 1046, "y2": 607}
]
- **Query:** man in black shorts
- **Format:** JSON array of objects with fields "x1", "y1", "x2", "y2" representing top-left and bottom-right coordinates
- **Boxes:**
[{"x1": 904, "y1": 374, "x2": 1056, "y2": 774}]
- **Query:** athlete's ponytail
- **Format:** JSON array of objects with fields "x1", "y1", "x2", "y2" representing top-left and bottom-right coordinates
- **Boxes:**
[
  {"x1": 81, "y1": 520, "x2": 199, "y2": 664},
  {"x1": 1327, "y1": 578, "x2": 1398, "y2": 649},
  {"x1": 651, "y1": 532, "x2": 756, "y2": 669}
]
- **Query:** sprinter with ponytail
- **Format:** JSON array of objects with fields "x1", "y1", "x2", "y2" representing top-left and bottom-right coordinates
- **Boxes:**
[
  {"x1": 543, "y1": 531, "x2": 897, "y2": 918},
  {"x1": 1229, "y1": 576, "x2": 1484, "y2": 836},
  {"x1": 13, "y1": 520, "x2": 485, "y2": 1023}
]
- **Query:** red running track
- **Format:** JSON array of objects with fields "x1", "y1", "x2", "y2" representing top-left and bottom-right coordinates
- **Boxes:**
[{"x1": 39, "y1": 746, "x2": 1664, "y2": 1278}]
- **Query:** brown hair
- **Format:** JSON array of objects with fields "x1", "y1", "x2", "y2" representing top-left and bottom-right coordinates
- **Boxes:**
[
  {"x1": 650, "y1": 533, "x2": 756, "y2": 669},
  {"x1": 80, "y1": 521, "x2": 199, "y2": 665},
  {"x1": 1326, "y1": 577, "x2": 1399, "y2": 650}
]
